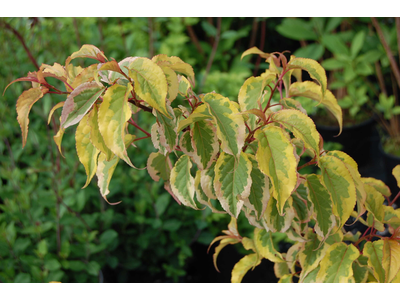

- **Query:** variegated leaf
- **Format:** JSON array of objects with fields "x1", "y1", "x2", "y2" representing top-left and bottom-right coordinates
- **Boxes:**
[
  {"x1": 152, "y1": 54, "x2": 195, "y2": 86},
  {"x1": 393, "y1": 165, "x2": 400, "y2": 188},
  {"x1": 194, "y1": 170, "x2": 225, "y2": 213},
  {"x1": 160, "y1": 66, "x2": 179, "y2": 101},
  {"x1": 364, "y1": 184, "x2": 385, "y2": 223},
  {"x1": 177, "y1": 104, "x2": 211, "y2": 132},
  {"x1": 96, "y1": 153, "x2": 120, "y2": 204},
  {"x1": 362, "y1": 177, "x2": 391, "y2": 197},
  {"x1": 65, "y1": 44, "x2": 107, "y2": 66},
  {"x1": 47, "y1": 101, "x2": 65, "y2": 125},
  {"x1": 255, "y1": 125, "x2": 297, "y2": 215},
  {"x1": 306, "y1": 174, "x2": 335, "y2": 238},
  {"x1": 170, "y1": 155, "x2": 198, "y2": 209},
  {"x1": 128, "y1": 57, "x2": 170, "y2": 117},
  {"x1": 242, "y1": 154, "x2": 270, "y2": 220},
  {"x1": 318, "y1": 155, "x2": 356, "y2": 229},
  {"x1": 272, "y1": 109, "x2": 320, "y2": 158},
  {"x1": 363, "y1": 240, "x2": 385, "y2": 282},
  {"x1": 191, "y1": 120, "x2": 219, "y2": 170},
  {"x1": 382, "y1": 239, "x2": 400, "y2": 283},
  {"x1": 98, "y1": 83, "x2": 135, "y2": 167},
  {"x1": 289, "y1": 81, "x2": 342, "y2": 134},
  {"x1": 16, "y1": 87, "x2": 46, "y2": 147},
  {"x1": 147, "y1": 152, "x2": 172, "y2": 182},
  {"x1": 177, "y1": 75, "x2": 191, "y2": 96},
  {"x1": 274, "y1": 261, "x2": 290, "y2": 279},
  {"x1": 203, "y1": 93, "x2": 246, "y2": 157},
  {"x1": 214, "y1": 152, "x2": 252, "y2": 217},
  {"x1": 70, "y1": 64, "x2": 98, "y2": 89},
  {"x1": 231, "y1": 254, "x2": 261, "y2": 283},
  {"x1": 200, "y1": 161, "x2": 217, "y2": 199},
  {"x1": 262, "y1": 196, "x2": 294, "y2": 233},
  {"x1": 75, "y1": 114, "x2": 100, "y2": 188},
  {"x1": 253, "y1": 228, "x2": 284, "y2": 263},
  {"x1": 280, "y1": 98, "x2": 307, "y2": 114},
  {"x1": 154, "y1": 105, "x2": 177, "y2": 152},
  {"x1": 316, "y1": 242, "x2": 359, "y2": 283},
  {"x1": 61, "y1": 82, "x2": 104, "y2": 129},
  {"x1": 352, "y1": 259, "x2": 369, "y2": 283},
  {"x1": 151, "y1": 123, "x2": 167, "y2": 155}
]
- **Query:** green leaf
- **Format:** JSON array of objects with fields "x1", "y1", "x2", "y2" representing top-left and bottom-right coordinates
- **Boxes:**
[
  {"x1": 289, "y1": 81, "x2": 342, "y2": 134},
  {"x1": 306, "y1": 174, "x2": 335, "y2": 238},
  {"x1": 352, "y1": 259, "x2": 369, "y2": 283},
  {"x1": 16, "y1": 87, "x2": 45, "y2": 147},
  {"x1": 293, "y1": 43, "x2": 324, "y2": 60},
  {"x1": 61, "y1": 82, "x2": 104, "y2": 129},
  {"x1": 231, "y1": 253, "x2": 261, "y2": 283},
  {"x1": 316, "y1": 242, "x2": 359, "y2": 283},
  {"x1": 170, "y1": 155, "x2": 197, "y2": 209},
  {"x1": 364, "y1": 184, "x2": 385, "y2": 223},
  {"x1": 203, "y1": 93, "x2": 246, "y2": 157},
  {"x1": 147, "y1": 152, "x2": 171, "y2": 182},
  {"x1": 272, "y1": 109, "x2": 320, "y2": 158},
  {"x1": 321, "y1": 34, "x2": 349, "y2": 56},
  {"x1": 14, "y1": 273, "x2": 31, "y2": 283},
  {"x1": 128, "y1": 57, "x2": 169, "y2": 117},
  {"x1": 351, "y1": 31, "x2": 366, "y2": 58},
  {"x1": 76, "y1": 114, "x2": 100, "y2": 188},
  {"x1": 318, "y1": 155, "x2": 356, "y2": 228},
  {"x1": 96, "y1": 153, "x2": 120, "y2": 204},
  {"x1": 99, "y1": 229, "x2": 118, "y2": 245},
  {"x1": 191, "y1": 120, "x2": 219, "y2": 170},
  {"x1": 274, "y1": 261, "x2": 290, "y2": 278},
  {"x1": 253, "y1": 228, "x2": 284, "y2": 263},
  {"x1": 321, "y1": 58, "x2": 346, "y2": 70},
  {"x1": 243, "y1": 154, "x2": 270, "y2": 220},
  {"x1": 255, "y1": 125, "x2": 297, "y2": 215},
  {"x1": 45, "y1": 258, "x2": 61, "y2": 271},
  {"x1": 287, "y1": 57, "x2": 327, "y2": 100},
  {"x1": 278, "y1": 274, "x2": 293, "y2": 283},
  {"x1": 214, "y1": 152, "x2": 252, "y2": 217},
  {"x1": 276, "y1": 18, "x2": 317, "y2": 40},
  {"x1": 262, "y1": 196, "x2": 294, "y2": 232},
  {"x1": 364, "y1": 240, "x2": 385, "y2": 282},
  {"x1": 98, "y1": 83, "x2": 135, "y2": 167}
]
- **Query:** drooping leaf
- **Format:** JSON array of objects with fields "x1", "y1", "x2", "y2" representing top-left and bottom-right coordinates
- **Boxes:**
[
  {"x1": 241, "y1": 47, "x2": 270, "y2": 60},
  {"x1": 274, "y1": 261, "x2": 290, "y2": 279},
  {"x1": 98, "y1": 83, "x2": 135, "y2": 167},
  {"x1": 65, "y1": 44, "x2": 107, "y2": 66},
  {"x1": 179, "y1": 130, "x2": 196, "y2": 157},
  {"x1": 253, "y1": 228, "x2": 284, "y2": 263},
  {"x1": 210, "y1": 237, "x2": 240, "y2": 273},
  {"x1": 128, "y1": 57, "x2": 170, "y2": 117},
  {"x1": 242, "y1": 154, "x2": 270, "y2": 220},
  {"x1": 154, "y1": 105, "x2": 177, "y2": 153},
  {"x1": 147, "y1": 152, "x2": 172, "y2": 182},
  {"x1": 191, "y1": 120, "x2": 219, "y2": 170},
  {"x1": 306, "y1": 174, "x2": 335, "y2": 238},
  {"x1": 75, "y1": 114, "x2": 100, "y2": 188},
  {"x1": 61, "y1": 82, "x2": 104, "y2": 129},
  {"x1": 262, "y1": 196, "x2": 295, "y2": 233},
  {"x1": 170, "y1": 155, "x2": 198, "y2": 209},
  {"x1": 152, "y1": 54, "x2": 195, "y2": 86},
  {"x1": 286, "y1": 243, "x2": 303, "y2": 273},
  {"x1": 363, "y1": 240, "x2": 385, "y2": 282},
  {"x1": 53, "y1": 119, "x2": 65, "y2": 157},
  {"x1": 231, "y1": 254, "x2": 261, "y2": 283},
  {"x1": 151, "y1": 123, "x2": 167, "y2": 155},
  {"x1": 16, "y1": 87, "x2": 46, "y2": 147},
  {"x1": 200, "y1": 161, "x2": 217, "y2": 199},
  {"x1": 364, "y1": 184, "x2": 385, "y2": 223},
  {"x1": 255, "y1": 125, "x2": 297, "y2": 215},
  {"x1": 96, "y1": 153, "x2": 120, "y2": 204},
  {"x1": 318, "y1": 155, "x2": 356, "y2": 228},
  {"x1": 87, "y1": 104, "x2": 113, "y2": 161},
  {"x1": 287, "y1": 57, "x2": 327, "y2": 100},
  {"x1": 159, "y1": 66, "x2": 179, "y2": 101},
  {"x1": 47, "y1": 101, "x2": 65, "y2": 125},
  {"x1": 194, "y1": 170, "x2": 225, "y2": 213},
  {"x1": 382, "y1": 239, "x2": 400, "y2": 283},
  {"x1": 203, "y1": 93, "x2": 246, "y2": 158},
  {"x1": 272, "y1": 109, "x2": 320, "y2": 158},
  {"x1": 214, "y1": 152, "x2": 252, "y2": 217},
  {"x1": 393, "y1": 165, "x2": 400, "y2": 189},
  {"x1": 362, "y1": 177, "x2": 391, "y2": 197},
  {"x1": 289, "y1": 81, "x2": 342, "y2": 134}
]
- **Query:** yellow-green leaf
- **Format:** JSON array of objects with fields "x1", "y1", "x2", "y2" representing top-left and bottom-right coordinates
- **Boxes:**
[
  {"x1": 154, "y1": 105, "x2": 177, "y2": 153},
  {"x1": 47, "y1": 101, "x2": 65, "y2": 125},
  {"x1": 363, "y1": 240, "x2": 385, "y2": 282},
  {"x1": 160, "y1": 66, "x2": 179, "y2": 102},
  {"x1": 272, "y1": 109, "x2": 320, "y2": 158},
  {"x1": 16, "y1": 87, "x2": 45, "y2": 147},
  {"x1": 382, "y1": 239, "x2": 400, "y2": 283},
  {"x1": 362, "y1": 177, "x2": 391, "y2": 197},
  {"x1": 393, "y1": 165, "x2": 400, "y2": 189},
  {"x1": 147, "y1": 152, "x2": 172, "y2": 182},
  {"x1": 274, "y1": 261, "x2": 290, "y2": 279},
  {"x1": 200, "y1": 161, "x2": 217, "y2": 200},
  {"x1": 231, "y1": 253, "x2": 261, "y2": 283},
  {"x1": 280, "y1": 98, "x2": 307, "y2": 114},
  {"x1": 53, "y1": 118, "x2": 65, "y2": 157},
  {"x1": 65, "y1": 44, "x2": 107, "y2": 66},
  {"x1": 177, "y1": 75, "x2": 191, "y2": 96},
  {"x1": 203, "y1": 93, "x2": 246, "y2": 157},
  {"x1": 152, "y1": 54, "x2": 195, "y2": 86},
  {"x1": 278, "y1": 274, "x2": 293, "y2": 283},
  {"x1": 191, "y1": 120, "x2": 219, "y2": 170},
  {"x1": 194, "y1": 170, "x2": 225, "y2": 213},
  {"x1": 253, "y1": 228, "x2": 284, "y2": 263},
  {"x1": 61, "y1": 82, "x2": 105, "y2": 129},
  {"x1": 262, "y1": 196, "x2": 295, "y2": 233},
  {"x1": 214, "y1": 152, "x2": 252, "y2": 218},
  {"x1": 128, "y1": 57, "x2": 170, "y2": 117},
  {"x1": 177, "y1": 104, "x2": 211, "y2": 132},
  {"x1": 316, "y1": 242, "x2": 359, "y2": 283},
  {"x1": 75, "y1": 114, "x2": 100, "y2": 188},
  {"x1": 306, "y1": 174, "x2": 335, "y2": 238},
  {"x1": 364, "y1": 184, "x2": 385, "y2": 223},
  {"x1": 241, "y1": 46, "x2": 270, "y2": 60},
  {"x1": 98, "y1": 83, "x2": 135, "y2": 167},
  {"x1": 352, "y1": 259, "x2": 369, "y2": 283},
  {"x1": 96, "y1": 153, "x2": 120, "y2": 205},
  {"x1": 170, "y1": 155, "x2": 197, "y2": 209},
  {"x1": 318, "y1": 155, "x2": 356, "y2": 228},
  {"x1": 287, "y1": 57, "x2": 327, "y2": 100},
  {"x1": 289, "y1": 81, "x2": 342, "y2": 134},
  {"x1": 255, "y1": 125, "x2": 297, "y2": 215},
  {"x1": 151, "y1": 123, "x2": 167, "y2": 155}
]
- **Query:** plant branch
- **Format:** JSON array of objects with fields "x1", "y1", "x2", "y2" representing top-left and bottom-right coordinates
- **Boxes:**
[
  {"x1": 184, "y1": 19, "x2": 205, "y2": 58},
  {"x1": 396, "y1": 18, "x2": 400, "y2": 67},
  {"x1": 1, "y1": 20, "x2": 40, "y2": 70},
  {"x1": 253, "y1": 19, "x2": 266, "y2": 76},
  {"x1": 375, "y1": 62, "x2": 387, "y2": 97},
  {"x1": 129, "y1": 118, "x2": 151, "y2": 136},
  {"x1": 200, "y1": 17, "x2": 222, "y2": 93},
  {"x1": 371, "y1": 17, "x2": 400, "y2": 90},
  {"x1": 148, "y1": 17, "x2": 154, "y2": 58},
  {"x1": 72, "y1": 18, "x2": 82, "y2": 48}
]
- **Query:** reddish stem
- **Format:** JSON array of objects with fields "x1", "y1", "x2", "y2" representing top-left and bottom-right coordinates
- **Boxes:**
[{"x1": 128, "y1": 118, "x2": 151, "y2": 137}]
